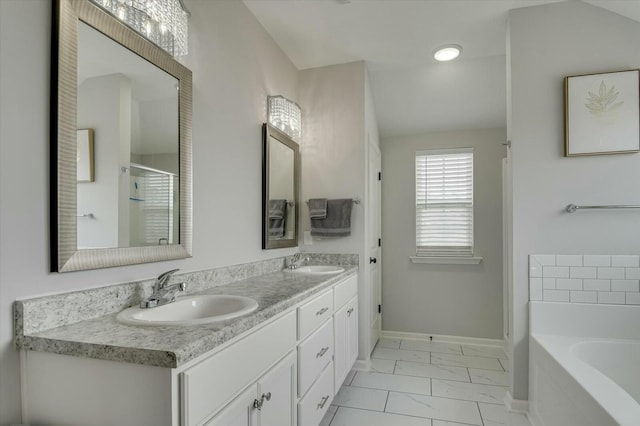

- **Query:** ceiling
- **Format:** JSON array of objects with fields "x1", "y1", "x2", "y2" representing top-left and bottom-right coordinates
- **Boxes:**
[{"x1": 243, "y1": 0, "x2": 640, "y2": 138}]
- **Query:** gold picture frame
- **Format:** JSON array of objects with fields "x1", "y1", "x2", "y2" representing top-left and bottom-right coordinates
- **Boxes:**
[{"x1": 564, "y1": 69, "x2": 640, "y2": 157}]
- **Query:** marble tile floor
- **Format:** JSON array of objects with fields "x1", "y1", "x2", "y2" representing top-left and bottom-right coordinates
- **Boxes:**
[{"x1": 321, "y1": 338, "x2": 531, "y2": 426}]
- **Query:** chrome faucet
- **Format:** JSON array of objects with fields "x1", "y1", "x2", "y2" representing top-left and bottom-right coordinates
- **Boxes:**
[
  {"x1": 287, "y1": 253, "x2": 309, "y2": 270},
  {"x1": 140, "y1": 269, "x2": 186, "y2": 308}
]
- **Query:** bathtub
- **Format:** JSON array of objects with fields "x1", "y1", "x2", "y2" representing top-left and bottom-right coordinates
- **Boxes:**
[{"x1": 529, "y1": 302, "x2": 640, "y2": 426}]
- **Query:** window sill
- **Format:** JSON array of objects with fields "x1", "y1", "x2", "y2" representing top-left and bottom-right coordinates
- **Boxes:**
[{"x1": 410, "y1": 256, "x2": 483, "y2": 265}]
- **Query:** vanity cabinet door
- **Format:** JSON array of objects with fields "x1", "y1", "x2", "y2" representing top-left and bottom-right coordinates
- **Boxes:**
[
  {"x1": 204, "y1": 385, "x2": 257, "y2": 426},
  {"x1": 257, "y1": 352, "x2": 296, "y2": 426},
  {"x1": 334, "y1": 296, "x2": 358, "y2": 395}
]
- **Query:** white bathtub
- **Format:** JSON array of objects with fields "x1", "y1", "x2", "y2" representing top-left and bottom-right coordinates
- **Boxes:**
[{"x1": 529, "y1": 302, "x2": 640, "y2": 426}]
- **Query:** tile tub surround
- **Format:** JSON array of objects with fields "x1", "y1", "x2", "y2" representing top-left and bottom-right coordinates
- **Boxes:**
[
  {"x1": 15, "y1": 259, "x2": 357, "y2": 368},
  {"x1": 322, "y1": 338, "x2": 531, "y2": 426},
  {"x1": 529, "y1": 254, "x2": 640, "y2": 305}
]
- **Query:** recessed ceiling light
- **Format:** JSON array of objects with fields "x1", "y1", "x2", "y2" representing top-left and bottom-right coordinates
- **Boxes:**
[{"x1": 433, "y1": 45, "x2": 462, "y2": 62}]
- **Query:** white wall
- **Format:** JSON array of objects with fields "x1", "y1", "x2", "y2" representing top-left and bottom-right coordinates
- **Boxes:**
[
  {"x1": 381, "y1": 128, "x2": 506, "y2": 338},
  {"x1": 507, "y1": 1, "x2": 640, "y2": 401},
  {"x1": 0, "y1": 0, "x2": 299, "y2": 423}
]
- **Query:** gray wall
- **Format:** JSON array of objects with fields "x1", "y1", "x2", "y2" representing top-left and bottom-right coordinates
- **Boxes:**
[
  {"x1": 0, "y1": 0, "x2": 299, "y2": 422},
  {"x1": 381, "y1": 128, "x2": 506, "y2": 339},
  {"x1": 508, "y1": 1, "x2": 640, "y2": 401}
]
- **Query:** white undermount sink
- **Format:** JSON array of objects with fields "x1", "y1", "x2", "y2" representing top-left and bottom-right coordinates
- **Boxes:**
[
  {"x1": 284, "y1": 265, "x2": 345, "y2": 275},
  {"x1": 116, "y1": 295, "x2": 259, "y2": 326}
]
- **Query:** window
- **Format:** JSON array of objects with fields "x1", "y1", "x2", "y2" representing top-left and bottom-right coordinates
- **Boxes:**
[{"x1": 415, "y1": 148, "x2": 473, "y2": 257}]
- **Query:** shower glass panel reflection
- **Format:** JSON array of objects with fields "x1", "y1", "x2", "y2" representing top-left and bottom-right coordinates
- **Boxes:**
[{"x1": 129, "y1": 163, "x2": 178, "y2": 246}]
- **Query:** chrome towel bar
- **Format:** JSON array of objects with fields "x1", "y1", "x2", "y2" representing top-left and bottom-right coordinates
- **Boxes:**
[{"x1": 566, "y1": 204, "x2": 640, "y2": 213}]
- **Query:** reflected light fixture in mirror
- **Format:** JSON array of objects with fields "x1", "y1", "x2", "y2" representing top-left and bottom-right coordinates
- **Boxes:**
[
  {"x1": 88, "y1": 0, "x2": 189, "y2": 57},
  {"x1": 268, "y1": 95, "x2": 302, "y2": 141}
]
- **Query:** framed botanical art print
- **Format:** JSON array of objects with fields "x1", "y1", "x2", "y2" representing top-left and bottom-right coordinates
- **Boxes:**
[{"x1": 565, "y1": 69, "x2": 639, "y2": 156}]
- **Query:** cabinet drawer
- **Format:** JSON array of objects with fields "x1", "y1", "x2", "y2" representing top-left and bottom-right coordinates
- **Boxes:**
[
  {"x1": 298, "y1": 318, "x2": 333, "y2": 397},
  {"x1": 298, "y1": 362, "x2": 334, "y2": 426},
  {"x1": 334, "y1": 274, "x2": 357, "y2": 310},
  {"x1": 181, "y1": 311, "x2": 296, "y2": 426},
  {"x1": 297, "y1": 289, "x2": 333, "y2": 339}
]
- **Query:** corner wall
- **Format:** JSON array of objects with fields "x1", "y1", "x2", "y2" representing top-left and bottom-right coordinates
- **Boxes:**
[
  {"x1": 507, "y1": 1, "x2": 640, "y2": 401},
  {"x1": 381, "y1": 128, "x2": 506, "y2": 339},
  {"x1": 0, "y1": 0, "x2": 299, "y2": 423}
]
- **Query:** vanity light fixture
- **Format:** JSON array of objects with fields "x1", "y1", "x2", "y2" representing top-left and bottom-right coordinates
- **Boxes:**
[
  {"x1": 89, "y1": 0, "x2": 190, "y2": 57},
  {"x1": 268, "y1": 95, "x2": 302, "y2": 141},
  {"x1": 433, "y1": 44, "x2": 462, "y2": 62}
]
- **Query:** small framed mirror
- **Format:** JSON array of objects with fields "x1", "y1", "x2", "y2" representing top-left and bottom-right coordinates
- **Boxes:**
[
  {"x1": 51, "y1": 0, "x2": 192, "y2": 272},
  {"x1": 262, "y1": 124, "x2": 300, "y2": 249}
]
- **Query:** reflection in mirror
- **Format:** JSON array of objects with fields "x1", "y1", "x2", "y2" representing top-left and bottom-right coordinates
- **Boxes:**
[
  {"x1": 263, "y1": 124, "x2": 299, "y2": 249},
  {"x1": 52, "y1": 0, "x2": 192, "y2": 272},
  {"x1": 76, "y1": 21, "x2": 179, "y2": 249}
]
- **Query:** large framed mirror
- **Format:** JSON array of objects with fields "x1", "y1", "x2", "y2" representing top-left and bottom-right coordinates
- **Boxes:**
[
  {"x1": 51, "y1": 0, "x2": 192, "y2": 272},
  {"x1": 262, "y1": 124, "x2": 300, "y2": 249}
]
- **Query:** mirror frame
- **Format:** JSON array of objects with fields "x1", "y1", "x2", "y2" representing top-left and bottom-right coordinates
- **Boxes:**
[
  {"x1": 51, "y1": 0, "x2": 192, "y2": 272},
  {"x1": 262, "y1": 123, "x2": 300, "y2": 249}
]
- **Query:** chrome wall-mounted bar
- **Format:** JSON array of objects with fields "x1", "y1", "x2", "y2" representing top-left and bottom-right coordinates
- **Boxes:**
[
  {"x1": 306, "y1": 198, "x2": 361, "y2": 205},
  {"x1": 566, "y1": 204, "x2": 640, "y2": 213}
]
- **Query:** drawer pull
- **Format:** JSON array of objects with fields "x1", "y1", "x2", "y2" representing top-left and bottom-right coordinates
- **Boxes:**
[
  {"x1": 347, "y1": 307, "x2": 354, "y2": 317},
  {"x1": 253, "y1": 392, "x2": 272, "y2": 410},
  {"x1": 316, "y1": 307, "x2": 329, "y2": 316},
  {"x1": 316, "y1": 346, "x2": 329, "y2": 358},
  {"x1": 317, "y1": 395, "x2": 330, "y2": 410}
]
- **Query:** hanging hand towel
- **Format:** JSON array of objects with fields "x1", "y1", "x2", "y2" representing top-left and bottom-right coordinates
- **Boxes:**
[
  {"x1": 308, "y1": 198, "x2": 328, "y2": 219},
  {"x1": 310, "y1": 198, "x2": 352, "y2": 237},
  {"x1": 269, "y1": 199, "x2": 287, "y2": 238}
]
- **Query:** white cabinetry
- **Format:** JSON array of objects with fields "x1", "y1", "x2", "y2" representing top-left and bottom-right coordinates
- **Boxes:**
[
  {"x1": 206, "y1": 352, "x2": 296, "y2": 426},
  {"x1": 334, "y1": 296, "x2": 357, "y2": 394}
]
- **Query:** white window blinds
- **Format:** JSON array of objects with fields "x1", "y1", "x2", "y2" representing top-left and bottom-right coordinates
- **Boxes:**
[{"x1": 415, "y1": 148, "x2": 474, "y2": 257}]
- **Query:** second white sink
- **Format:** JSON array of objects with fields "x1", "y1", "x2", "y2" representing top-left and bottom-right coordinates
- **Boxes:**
[
  {"x1": 117, "y1": 295, "x2": 259, "y2": 326},
  {"x1": 284, "y1": 265, "x2": 345, "y2": 275}
]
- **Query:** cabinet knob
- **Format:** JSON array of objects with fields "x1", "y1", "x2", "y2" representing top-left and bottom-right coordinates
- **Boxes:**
[
  {"x1": 263, "y1": 392, "x2": 272, "y2": 402},
  {"x1": 253, "y1": 398, "x2": 263, "y2": 410},
  {"x1": 347, "y1": 308, "x2": 354, "y2": 317},
  {"x1": 369, "y1": 257, "x2": 377, "y2": 264}
]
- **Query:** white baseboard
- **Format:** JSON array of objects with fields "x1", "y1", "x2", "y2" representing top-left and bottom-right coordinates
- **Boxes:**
[
  {"x1": 382, "y1": 330, "x2": 506, "y2": 349},
  {"x1": 504, "y1": 390, "x2": 529, "y2": 413},
  {"x1": 353, "y1": 359, "x2": 371, "y2": 371}
]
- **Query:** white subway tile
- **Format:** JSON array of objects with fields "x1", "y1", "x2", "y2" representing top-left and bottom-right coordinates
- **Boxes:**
[
  {"x1": 570, "y1": 267, "x2": 597, "y2": 279},
  {"x1": 583, "y1": 255, "x2": 611, "y2": 267},
  {"x1": 533, "y1": 255, "x2": 556, "y2": 266},
  {"x1": 583, "y1": 279, "x2": 610, "y2": 291},
  {"x1": 557, "y1": 255, "x2": 582, "y2": 266},
  {"x1": 556, "y1": 279, "x2": 582, "y2": 290},
  {"x1": 626, "y1": 293, "x2": 640, "y2": 305},
  {"x1": 544, "y1": 290, "x2": 570, "y2": 302},
  {"x1": 627, "y1": 268, "x2": 640, "y2": 279},
  {"x1": 570, "y1": 291, "x2": 597, "y2": 304},
  {"x1": 597, "y1": 267, "x2": 625, "y2": 280},
  {"x1": 543, "y1": 278, "x2": 556, "y2": 289},
  {"x1": 529, "y1": 257, "x2": 542, "y2": 278},
  {"x1": 543, "y1": 266, "x2": 570, "y2": 278},
  {"x1": 598, "y1": 292, "x2": 626, "y2": 305},
  {"x1": 611, "y1": 255, "x2": 640, "y2": 268},
  {"x1": 530, "y1": 278, "x2": 543, "y2": 301},
  {"x1": 611, "y1": 280, "x2": 640, "y2": 292}
]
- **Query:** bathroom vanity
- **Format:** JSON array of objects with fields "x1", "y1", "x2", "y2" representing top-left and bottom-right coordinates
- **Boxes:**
[{"x1": 16, "y1": 265, "x2": 358, "y2": 426}]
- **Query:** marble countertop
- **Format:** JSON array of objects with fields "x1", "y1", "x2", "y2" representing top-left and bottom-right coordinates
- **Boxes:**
[{"x1": 16, "y1": 267, "x2": 357, "y2": 368}]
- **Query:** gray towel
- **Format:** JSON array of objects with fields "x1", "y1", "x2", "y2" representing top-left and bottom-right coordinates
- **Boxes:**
[
  {"x1": 269, "y1": 200, "x2": 287, "y2": 238},
  {"x1": 308, "y1": 198, "x2": 327, "y2": 219},
  {"x1": 269, "y1": 199, "x2": 287, "y2": 219},
  {"x1": 310, "y1": 199, "x2": 353, "y2": 237}
]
